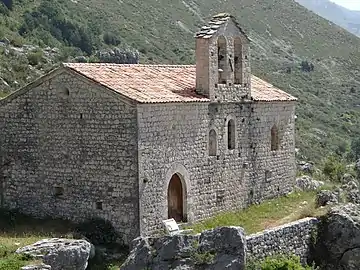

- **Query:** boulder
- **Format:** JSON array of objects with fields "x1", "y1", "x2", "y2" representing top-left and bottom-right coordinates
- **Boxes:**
[
  {"x1": 16, "y1": 238, "x2": 92, "y2": 270},
  {"x1": 121, "y1": 227, "x2": 246, "y2": 270},
  {"x1": 314, "y1": 203, "x2": 360, "y2": 269},
  {"x1": 199, "y1": 227, "x2": 246, "y2": 270},
  {"x1": 297, "y1": 161, "x2": 314, "y2": 174},
  {"x1": 295, "y1": 175, "x2": 324, "y2": 191},
  {"x1": 315, "y1": 190, "x2": 338, "y2": 207}
]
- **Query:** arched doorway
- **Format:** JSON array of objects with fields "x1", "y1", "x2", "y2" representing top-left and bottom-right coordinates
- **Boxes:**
[{"x1": 168, "y1": 174, "x2": 185, "y2": 222}]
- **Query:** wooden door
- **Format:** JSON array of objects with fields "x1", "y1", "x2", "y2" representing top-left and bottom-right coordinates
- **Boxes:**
[{"x1": 168, "y1": 174, "x2": 183, "y2": 222}]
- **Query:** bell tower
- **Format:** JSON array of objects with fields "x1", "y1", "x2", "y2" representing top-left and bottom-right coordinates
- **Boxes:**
[{"x1": 195, "y1": 13, "x2": 251, "y2": 102}]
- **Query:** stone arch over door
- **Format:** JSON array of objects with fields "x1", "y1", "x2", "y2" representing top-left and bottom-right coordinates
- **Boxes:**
[{"x1": 164, "y1": 164, "x2": 191, "y2": 222}]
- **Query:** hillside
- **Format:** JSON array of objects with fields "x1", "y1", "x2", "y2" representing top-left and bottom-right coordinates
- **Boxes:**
[
  {"x1": 1, "y1": 0, "x2": 360, "y2": 162},
  {"x1": 295, "y1": 0, "x2": 360, "y2": 36}
]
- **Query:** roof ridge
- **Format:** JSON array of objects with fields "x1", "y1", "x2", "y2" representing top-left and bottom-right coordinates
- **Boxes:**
[
  {"x1": 195, "y1": 13, "x2": 250, "y2": 41},
  {"x1": 63, "y1": 63, "x2": 195, "y2": 68}
]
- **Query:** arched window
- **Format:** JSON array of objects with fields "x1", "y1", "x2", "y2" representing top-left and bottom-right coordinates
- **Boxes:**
[
  {"x1": 271, "y1": 125, "x2": 279, "y2": 151},
  {"x1": 227, "y1": 119, "x2": 235, "y2": 150},
  {"x1": 234, "y1": 37, "x2": 243, "y2": 85},
  {"x1": 217, "y1": 36, "x2": 227, "y2": 84},
  {"x1": 209, "y1": 129, "x2": 217, "y2": 156}
]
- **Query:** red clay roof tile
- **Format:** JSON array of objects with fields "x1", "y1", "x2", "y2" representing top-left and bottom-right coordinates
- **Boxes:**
[{"x1": 63, "y1": 63, "x2": 297, "y2": 103}]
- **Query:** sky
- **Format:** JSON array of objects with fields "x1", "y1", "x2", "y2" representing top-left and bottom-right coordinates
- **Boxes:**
[{"x1": 330, "y1": 0, "x2": 360, "y2": 10}]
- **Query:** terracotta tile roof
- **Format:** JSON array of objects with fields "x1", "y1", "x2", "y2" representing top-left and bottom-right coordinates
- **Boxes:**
[
  {"x1": 250, "y1": 76, "x2": 297, "y2": 102},
  {"x1": 195, "y1": 13, "x2": 250, "y2": 41},
  {"x1": 63, "y1": 63, "x2": 297, "y2": 103}
]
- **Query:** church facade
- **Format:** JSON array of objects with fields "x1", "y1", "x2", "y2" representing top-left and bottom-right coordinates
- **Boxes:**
[{"x1": 0, "y1": 14, "x2": 297, "y2": 244}]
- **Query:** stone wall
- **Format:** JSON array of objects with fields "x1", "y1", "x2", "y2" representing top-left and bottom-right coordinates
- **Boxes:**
[
  {"x1": 0, "y1": 69, "x2": 140, "y2": 243},
  {"x1": 121, "y1": 218, "x2": 320, "y2": 269},
  {"x1": 137, "y1": 100, "x2": 296, "y2": 236},
  {"x1": 247, "y1": 101, "x2": 296, "y2": 204},
  {"x1": 246, "y1": 217, "x2": 319, "y2": 263}
]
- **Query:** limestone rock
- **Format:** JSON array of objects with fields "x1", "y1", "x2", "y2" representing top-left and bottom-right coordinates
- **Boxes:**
[
  {"x1": 342, "y1": 173, "x2": 355, "y2": 184},
  {"x1": 356, "y1": 159, "x2": 360, "y2": 174},
  {"x1": 16, "y1": 238, "x2": 92, "y2": 270},
  {"x1": 297, "y1": 161, "x2": 314, "y2": 174},
  {"x1": 121, "y1": 227, "x2": 246, "y2": 270},
  {"x1": 315, "y1": 190, "x2": 338, "y2": 207},
  {"x1": 74, "y1": 56, "x2": 88, "y2": 63},
  {"x1": 347, "y1": 190, "x2": 360, "y2": 205},
  {"x1": 342, "y1": 180, "x2": 359, "y2": 191},
  {"x1": 296, "y1": 175, "x2": 324, "y2": 191},
  {"x1": 314, "y1": 203, "x2": 360, "y2": 269},
  {"x1": 96, "y1": 47, "x2": 139, "y2": 64},
  {"x1": 122, "y1": 237, "x2": 155, "y2": 270},
  {"x1": 340, "y1": 181, "x2": 360, "y2": 204},
  {"x1": 21, "y1": 264, "x2": 51, "y2": 270},
  {"x1": 199, "y1": 226, "x2": 245, "y2": 255}
]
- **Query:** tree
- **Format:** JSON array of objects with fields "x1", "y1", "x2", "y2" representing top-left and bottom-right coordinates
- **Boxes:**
[
  {"x1": 103, "y1": 32, "x2": 121, "y2": 46},
  {"x1": 300, "y1": 60, "x2": 314, "y2": 72},
  {"x1": 350, "y1": 138, "x2": 360, "y2": 160}
]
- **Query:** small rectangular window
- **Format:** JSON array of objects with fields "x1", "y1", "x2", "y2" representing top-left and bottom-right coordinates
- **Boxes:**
[
  {"x1": 265, "y1": 170, "x2": 272, "y2": 182},
  {"x1": 96, "y1": 201, "x2": 103, "y2": 210},
  {"x1": 54, "y1": 186, "x2": 64, "y2": 197}
]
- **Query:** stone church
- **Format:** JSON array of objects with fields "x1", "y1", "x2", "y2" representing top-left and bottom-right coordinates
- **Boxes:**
[{"x1": 0, "y1": 14, "x2": 297, "y2": 244}]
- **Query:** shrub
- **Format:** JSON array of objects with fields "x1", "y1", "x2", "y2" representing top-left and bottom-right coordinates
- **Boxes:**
[
  {"x1": 103, "y1": 32, "x2": 121, "y2": 46},
  {"x1": 192, "y1": 251, "x2": 215, "y2": 265},
  {"x1": 27, "y1": 50, "x2": 43, "y2": 66},
  {"x1": 322, "y1": 155, "x2": 346, "y2": 182},
  {"x1": 74, "y1": 217, "x2": 121, "y2": 246},
  {"x1": 300, "y1": 60, "x2": 314, "y2": 72},
  {"x1": 0, "y1": 254, "x2": 31, "y2": 270},
  {"x1": 246, "y1": 255, "x2": 316, "y2": 270},
  {"x1": 9, "y1": 36, "x2": 24, "y2": 47},
  {"x1": 350, "y1": 137, "x2": 360, "y2": 160},
  {"x1": 19, "y1": 0, "x2": 97, "y2": 54}
]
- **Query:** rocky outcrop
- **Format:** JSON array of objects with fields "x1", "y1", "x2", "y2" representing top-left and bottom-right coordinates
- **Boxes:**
[
  {"x1": 297, "y1": 161, "x2": 314, "y2": 174},
  {"x1": 16, "y1": 238, "x2": 93, "y2": 270},
  {"x1": 315, "y1": 190, "x2": 339, "y2": 207},
  {"x1": 295, "y1": 175, "x2": 324, "y2": 191},
  {"x1": 96, "y1": 47, "x2": 139, "y2": 64},
  {"x1": 314, "y1": 203, "x2": 360, "y2": 269},
  {"x1": 341, "y1": 181, "x2": 360, "y2": 205},
  {"x1": 121, "y1": 227, "x2": 246, "y2": 270}
]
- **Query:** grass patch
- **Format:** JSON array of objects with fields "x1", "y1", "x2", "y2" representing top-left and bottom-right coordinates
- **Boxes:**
[
  {"x1": 246, "y1": 254, "x2": 316, "y2": 270},
  {"x1": 0, "y1": 236, "x2": 42, "y2": 270},
  {"x1": 187, "y1": 190, "x2": 328, "y2": 234},
  {"x1": 0, "y1": 209, "x2": 75, "y2": 269},
  {"x1": 0, "y1": 209, "x2": 127, "y2": 269}
]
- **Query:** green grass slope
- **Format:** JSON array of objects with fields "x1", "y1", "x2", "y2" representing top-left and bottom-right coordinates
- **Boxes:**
[{"x1": 1, "y1": 0, "x2": 360, "y2": 162}]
